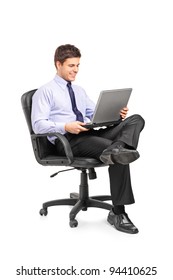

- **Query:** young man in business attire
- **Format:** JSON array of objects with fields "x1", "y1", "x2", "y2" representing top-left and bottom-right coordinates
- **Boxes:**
[{"x1": 31, "y1": 44, "x2": 145, "y2": 234}]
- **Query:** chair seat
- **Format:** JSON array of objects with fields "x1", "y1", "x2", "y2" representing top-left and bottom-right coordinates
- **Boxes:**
[{"x1": 38, "y1": 155, "x2": 105, "y2": 168}]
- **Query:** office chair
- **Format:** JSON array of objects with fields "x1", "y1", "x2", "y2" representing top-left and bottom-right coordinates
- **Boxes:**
[{"x1": 21, "y1": 89, "x2": 112, "y2": 227}]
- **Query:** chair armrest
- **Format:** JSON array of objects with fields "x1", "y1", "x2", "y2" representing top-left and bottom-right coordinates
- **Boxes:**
[{"x1": 31, "y1": 132, "x2": 74, "y2": 164}]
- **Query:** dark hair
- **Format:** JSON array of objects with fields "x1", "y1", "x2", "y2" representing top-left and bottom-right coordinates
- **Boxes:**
[{"x1": 54, "y1": 44, "x2": 81, "y2": 66}]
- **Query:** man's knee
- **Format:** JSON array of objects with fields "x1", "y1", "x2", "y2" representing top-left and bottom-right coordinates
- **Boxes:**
[
  {"x1": 134, "y1": 114, "x2": 145, "y2": 129},
  {"x1": 127, "y1": 114, "x2": 145, "y2": 129}
]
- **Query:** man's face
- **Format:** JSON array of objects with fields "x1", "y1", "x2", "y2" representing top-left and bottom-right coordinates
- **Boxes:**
[{"x1": 56, "y1": 57, "x2": 80, "y2": 82}]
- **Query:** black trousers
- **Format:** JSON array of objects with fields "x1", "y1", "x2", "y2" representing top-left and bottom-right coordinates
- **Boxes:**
[{"x1": 55, "y1": 114, "x2": 145, "y2": 206}]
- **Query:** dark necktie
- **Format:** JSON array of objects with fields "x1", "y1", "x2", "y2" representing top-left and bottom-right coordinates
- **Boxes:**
[{"x1": 67, "y1": 82, "x2": 84, "y2": 122}]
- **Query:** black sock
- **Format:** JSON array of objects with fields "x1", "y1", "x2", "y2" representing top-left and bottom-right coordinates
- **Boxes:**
[
  {"x1": 114, "y1": 141, "x2": 125, "y2": 147},
  {"x1": 116, "y1": 141, "x2": 135, "y2": 150},
  {"x1": 106, "y1": 141, "x2": 125, "y2": 152},
  {"x1": 113, "y1": 205, "x2": 125, "y2": 215}
]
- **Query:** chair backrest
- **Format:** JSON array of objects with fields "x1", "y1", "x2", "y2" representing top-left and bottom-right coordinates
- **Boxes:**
[
  {"x1": 21, "y1": 89, "x2": 58, "y2": 161},
  {"x1": 21, "y1": 89, "x2": 36, "y2": 134}
]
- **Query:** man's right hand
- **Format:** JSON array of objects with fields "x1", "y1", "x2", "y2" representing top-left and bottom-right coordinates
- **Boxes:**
[{"x1": 65, "y1": 121, "x2": 89, "y2": 134}]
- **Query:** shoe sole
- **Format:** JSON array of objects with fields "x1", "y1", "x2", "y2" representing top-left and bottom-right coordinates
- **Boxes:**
[
  {"x1": 112, "y1": 150, "x2": 140, "y2": 165},
  {"x1": 100, "y1": 150, "x2": 140, "y2": 165}
]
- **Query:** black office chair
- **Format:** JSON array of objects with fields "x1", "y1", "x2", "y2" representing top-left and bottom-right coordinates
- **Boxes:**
[{"x1": 21, "y1": 89, "x2": 112, "y2": 227}]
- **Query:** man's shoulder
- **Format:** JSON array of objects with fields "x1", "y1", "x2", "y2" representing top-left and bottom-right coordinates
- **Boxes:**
[
  {"x1": 37, "y1": 79, "x2": 56, "y2": 91},
  {"x1": 35, "y1": 78, "x2": 59, "y2": 97}
]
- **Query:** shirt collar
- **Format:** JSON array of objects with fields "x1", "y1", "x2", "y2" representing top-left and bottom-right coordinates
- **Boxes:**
[{"x1": 54, "y1": 74, "x2": 68, "y2": 90}]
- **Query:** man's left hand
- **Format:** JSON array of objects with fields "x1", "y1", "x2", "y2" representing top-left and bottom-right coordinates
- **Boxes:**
[{"x1": 120, "y1": 107, "x2": 129, "y2": 119}]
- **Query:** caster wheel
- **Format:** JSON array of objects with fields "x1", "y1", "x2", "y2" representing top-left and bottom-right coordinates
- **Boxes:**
[
  {"x1": 70, "y1": 219, "x2": 78, "y2": 228},
  {"x1": 39, "y1": 208, "x2": 48, "y2": 216}
]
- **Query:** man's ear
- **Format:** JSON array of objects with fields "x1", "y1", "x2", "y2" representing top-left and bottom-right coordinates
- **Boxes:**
[{"x1": 55, "y1": 61, "x2": 61, "y2": 70}]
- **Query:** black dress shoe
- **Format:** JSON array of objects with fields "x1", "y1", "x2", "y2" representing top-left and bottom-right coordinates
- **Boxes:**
[
  {"x1": 100, "y1": 145, "x2": 140, "y2": 165},
  {"x1": 107, "y1": 210, "x2": 139, "y2": 234}
]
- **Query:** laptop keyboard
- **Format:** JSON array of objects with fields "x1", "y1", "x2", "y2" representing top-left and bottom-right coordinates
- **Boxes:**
[{"x1": 83, "y1": 119, "x2": 122, "y2": 129}]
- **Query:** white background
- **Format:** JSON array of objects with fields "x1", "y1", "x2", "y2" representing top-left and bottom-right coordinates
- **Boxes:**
[{"x1": 1, "y1": 0, "x2": 172, "y2": 279}]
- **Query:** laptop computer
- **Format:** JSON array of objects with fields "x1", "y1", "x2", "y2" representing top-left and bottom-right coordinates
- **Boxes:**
[{"x1": 83, "y1": 88, "x2": 132, "y2": 129}]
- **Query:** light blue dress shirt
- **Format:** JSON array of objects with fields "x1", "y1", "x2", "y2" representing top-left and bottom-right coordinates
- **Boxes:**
[{"x1": 31, "y1": 75, "x2": 95, "y2": 143}]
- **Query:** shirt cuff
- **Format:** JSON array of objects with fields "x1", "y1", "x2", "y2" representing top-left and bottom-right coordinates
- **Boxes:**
[{"x1": 54, "y1": 122, "x2": 66, "y2": 134}]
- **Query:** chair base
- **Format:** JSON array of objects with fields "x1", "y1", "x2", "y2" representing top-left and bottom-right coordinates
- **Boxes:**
[{"x1": 39, "y1": 169, "x2": 112, "y2": 227}]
